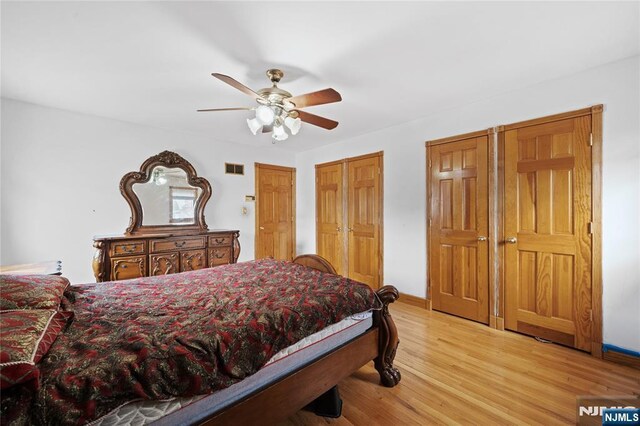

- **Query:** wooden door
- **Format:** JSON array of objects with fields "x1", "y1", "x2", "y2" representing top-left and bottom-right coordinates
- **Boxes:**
[
  {"x1": 255, "y1": 164, "x2": 296, "y2": 261},
  {"x1": 504, "y1": 116, "x2": 592, "y2": 351},
  {"x1": 316, "y1": 162, "x2": 345, "y2": 275},
  {"x1": 347, "y1": 154, "x2": 382, "y2": 288},
  {"x1": 428, "y1": 137, "x2": 490, "y2": 324}
]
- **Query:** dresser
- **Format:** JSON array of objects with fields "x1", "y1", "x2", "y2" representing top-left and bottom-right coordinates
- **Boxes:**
[{"x1": 92, "y1": 230, "x2": 240, "y2": 282}]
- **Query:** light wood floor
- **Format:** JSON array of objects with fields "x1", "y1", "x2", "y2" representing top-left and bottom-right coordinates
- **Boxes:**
[{"x1": 283, "y1": 302, "x2": 640, "y2": 425}]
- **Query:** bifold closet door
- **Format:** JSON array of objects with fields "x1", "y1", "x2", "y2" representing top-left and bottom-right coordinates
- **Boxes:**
[
  {"x1": 504, "y1": 116, "x2": 592, "y2": 351},
  {"x1": 347, "y1": 155, "x2": 382, "y2": 289},
  {"x1": 428, "y1": 136, "x2": 489, "y2": 324},
  {"x1": 316, "y1": 162, "x2": 345, "y2": 275},
  {"x1": 316, "y1": 153, "x2": 383, "y2": 289}
]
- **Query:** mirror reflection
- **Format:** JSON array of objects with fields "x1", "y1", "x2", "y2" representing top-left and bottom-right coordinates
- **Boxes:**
[{"x1": 133, "y1": 166, "x2": 202, "y2": 226}]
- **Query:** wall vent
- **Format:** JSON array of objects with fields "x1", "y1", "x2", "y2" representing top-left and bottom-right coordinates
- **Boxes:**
[{"x1": 225, "y1": 163, "x2": 245, "y2": 175}]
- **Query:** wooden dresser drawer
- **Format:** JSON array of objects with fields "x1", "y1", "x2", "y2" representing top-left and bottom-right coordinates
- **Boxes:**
[
  {"x1": 208, "y1": 247, "x2": 231, "y2": 266},
  {"x1": 93, "y1": 230, "x2": 239, "y2": 282},
  {"x1": 149, "y1": 252, "x2": 179, "y2": 276},
  {"x1": 110, "y1": 256, "x2": 146, "y2": 281},
  {"x1": 181, "y1": 249, "x2": 207, "y2": 272},
  {"x1": 150, "y1": 237, "x2": 206, "y2": 253},
  {"x1": 110, "y1": 241, "x2": 146, "y2": 257},
  {"x1": 209, "y1": 235, "x2": 233, "y2": 247}
]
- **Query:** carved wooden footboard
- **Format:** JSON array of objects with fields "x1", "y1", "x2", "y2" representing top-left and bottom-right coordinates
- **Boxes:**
[
  {"x1": 293, "y1": 254, "x2": 401, "y2": 387},
  {"x1": 200, "y1": 254, "x2": 401, "y2": 424},
  {"x1": 373, "y1": 285, "x2": 402, "y2": 387}
]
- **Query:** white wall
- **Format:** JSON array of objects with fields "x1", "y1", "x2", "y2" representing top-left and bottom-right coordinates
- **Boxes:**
[
  {"x1": 0, "y1": 99, "x2": 295, "y2": 283},
  {"x1": 295, "y1": 56, "x2": 640, "y2": 352}
]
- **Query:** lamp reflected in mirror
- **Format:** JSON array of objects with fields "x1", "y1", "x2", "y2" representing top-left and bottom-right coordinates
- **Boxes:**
[{"x1": 133, "y1": 166, "x2": 202, "y2": 226}]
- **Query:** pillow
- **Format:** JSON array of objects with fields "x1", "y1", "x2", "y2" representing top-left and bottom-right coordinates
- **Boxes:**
[
  {"x1": 0, "y1": 274, "x2": 70, "y2": 310},
  {"x1": 0, "y1": 309, "x2": 71, "y2": 389}
]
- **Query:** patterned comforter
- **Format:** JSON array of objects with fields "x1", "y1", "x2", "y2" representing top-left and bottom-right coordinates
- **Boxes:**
[{"x1": 1, "y1": 258, "x2": 375, "y2": 425}]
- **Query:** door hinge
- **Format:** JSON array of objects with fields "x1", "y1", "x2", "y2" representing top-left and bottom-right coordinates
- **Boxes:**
[
  {"x1": 428, "y1": 218, "x2": 432, "y2": 227},
  {"x1": 589, "y1": 309, "x2": 593, "y2": 322},
  {"x1": 589, "y1": 133, "x2": 593, "y2": 146},
  {"x1": 588, "y1": 222, "x2": 594, "y2": 235}
]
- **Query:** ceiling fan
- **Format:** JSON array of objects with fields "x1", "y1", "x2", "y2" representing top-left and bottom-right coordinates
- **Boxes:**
[{"x1": 198, "y1": 69, "x2": 342, "y2": 142}]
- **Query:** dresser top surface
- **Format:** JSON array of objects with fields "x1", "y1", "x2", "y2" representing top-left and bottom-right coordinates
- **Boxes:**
[{"x1": 93, "y1": 229, "x2": 239, "y2": 242}]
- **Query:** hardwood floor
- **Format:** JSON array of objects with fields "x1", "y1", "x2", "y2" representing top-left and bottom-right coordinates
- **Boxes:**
[{"x1": 283, "y1": 302, "x2": 640, "y2": 425}]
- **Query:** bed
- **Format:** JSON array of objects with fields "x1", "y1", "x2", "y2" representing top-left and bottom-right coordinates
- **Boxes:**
[{"x1": 0, "y1": 254, "x2": 400, "y2": 425}]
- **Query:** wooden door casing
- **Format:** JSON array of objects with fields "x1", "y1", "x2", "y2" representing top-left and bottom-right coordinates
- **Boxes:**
[
  {"x1": 255, "y1": 164, "x2": 296, "y2": 261},
  {"x1": 316, "y1": 162, "x2": 345, "y2": 275},
  {"x1": 428, "y1": 136, "x2": 490, "y2": 324},
  {"x1": 504, "y1": 115, "x2": 592, "y2": 351},
  {"x1": 347, "y1": 154, "x2": 383, "y2": 289}
]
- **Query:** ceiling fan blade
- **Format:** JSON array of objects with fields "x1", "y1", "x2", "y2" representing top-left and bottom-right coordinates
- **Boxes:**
[
  {"x1": 262, "y1": 124, "x2": 273, "y2": 133},
  {"x1": 287, "y1": 88, "x2": 342, "y2": 108},
  {"x1": 212, "y1": 73, "x2": 262, "y2": 100},
  {"x1": 296, "y1": 110, "x2": 339, "y2": 130},
  {"x1": 197, "y1": 107, "x2": 253, "y2": 112}
]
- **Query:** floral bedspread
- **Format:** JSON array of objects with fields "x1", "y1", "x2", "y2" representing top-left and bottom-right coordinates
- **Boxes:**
[{"x1": 1, "y1": 258, "x2": 375, "y2": 425}]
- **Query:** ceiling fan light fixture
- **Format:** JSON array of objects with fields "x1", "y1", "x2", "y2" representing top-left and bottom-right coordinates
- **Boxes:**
[
  {"x1": 255, "y1": 105, "x2": 275, "y2": 125},
  {"x1": 202, "y1": 69, "x2": 342, "y2": 143},
  {"x1": 153, "y1": 169, "x2": 167, "y2": 186},
  {"x1": 246, "y1": 117, "x2": 262, "y2": 135},
  {"x1": 284, "y1": 116, "x2": 302, "y2": 135},
  {"x1": 272, "y1": 125, "x2": 289, "y2": 141}
]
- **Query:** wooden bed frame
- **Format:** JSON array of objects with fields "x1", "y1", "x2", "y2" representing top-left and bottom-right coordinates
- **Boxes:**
[{"x1": 201, "y1": 254, "x2": 401, "y2": 425}]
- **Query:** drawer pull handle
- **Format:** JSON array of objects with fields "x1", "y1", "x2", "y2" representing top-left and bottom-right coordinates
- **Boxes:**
[
  {"x1": 174, "y1": 241, "x2": 186, "y2": 248},
  {"x1": 214, "y1": 238, "x2": 226, "y2": 244},
  {"x1": 215, "y1": 252, "x2": 225, "y2": 259},
  {"x1": 121, "y1": 264, "x2": 127, "y2": 269},
  {"x1": 123, "y1": 246, "x2": 136, "y2": 253}
]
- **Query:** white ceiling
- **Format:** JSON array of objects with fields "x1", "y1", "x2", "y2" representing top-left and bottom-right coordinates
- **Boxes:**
[{"x1": 2, "y1": 1, "x2": 638, "y2": 152}]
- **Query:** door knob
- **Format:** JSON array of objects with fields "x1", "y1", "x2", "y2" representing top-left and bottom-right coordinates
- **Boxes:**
[
  {"x1": 336, "y1": 226, "x2": 342, "y2": 232},
  {"x1": 259, "y1": 226, "x2": 265, "y2": 230},
  {"x1": 477, "y1": 236, "x2": 487, "y2": 242},
  {"x1": 505, "y1": 237, "x2": 517, "y2": 244},
  {"x1": 348, "y1": 227, "x2": 354, "y2": 232}
]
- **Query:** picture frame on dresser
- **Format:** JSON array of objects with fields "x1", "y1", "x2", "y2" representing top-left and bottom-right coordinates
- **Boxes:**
[{"x1": 92, "y1": 151, "x2": 240, "y2": 282}]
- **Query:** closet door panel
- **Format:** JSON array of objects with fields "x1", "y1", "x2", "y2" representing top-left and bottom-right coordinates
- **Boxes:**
[
  {"x1": 504, "y1": 116, "x2": 592, "y2": 351},
  {"x1": 316, "y1": 163, "x2": 345, "y2": 275},
  {"x1": 347, "y1": 155, "x2": 382, "y2": 288},
  {"x1": 428, "y1": 137, "x2": 489, "y2": 324}
]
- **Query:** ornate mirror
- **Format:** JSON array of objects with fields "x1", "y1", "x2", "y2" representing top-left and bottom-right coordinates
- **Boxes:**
[{"x1": 120, "y1": 151, "x2": 211, "y2": 235}]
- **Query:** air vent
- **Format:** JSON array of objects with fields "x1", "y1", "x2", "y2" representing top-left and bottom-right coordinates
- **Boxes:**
[{"x1": 225, "y1": 163, "x2": 244, "y2": 175}]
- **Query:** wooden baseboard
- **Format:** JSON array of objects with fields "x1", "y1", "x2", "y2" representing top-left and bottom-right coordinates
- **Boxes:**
[
  {"x1": 490, "y1": 315, "x2": 505, "y2": 330},
  {"x1": 398, "y1": 292, "x2": 429, "y2": 309},
  {"x1": 602, "y1": 345, "x2": 640, "y2": 370}
]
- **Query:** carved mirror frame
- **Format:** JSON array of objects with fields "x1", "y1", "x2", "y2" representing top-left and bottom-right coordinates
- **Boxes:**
[{"x1": 120, "y1": 150, "x2": 211, "y2": 235}]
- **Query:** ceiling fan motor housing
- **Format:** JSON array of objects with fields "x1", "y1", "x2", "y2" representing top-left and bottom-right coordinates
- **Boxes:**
[{"x1": 267, "y1": 68, "x2": 284, "y2": 84}]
